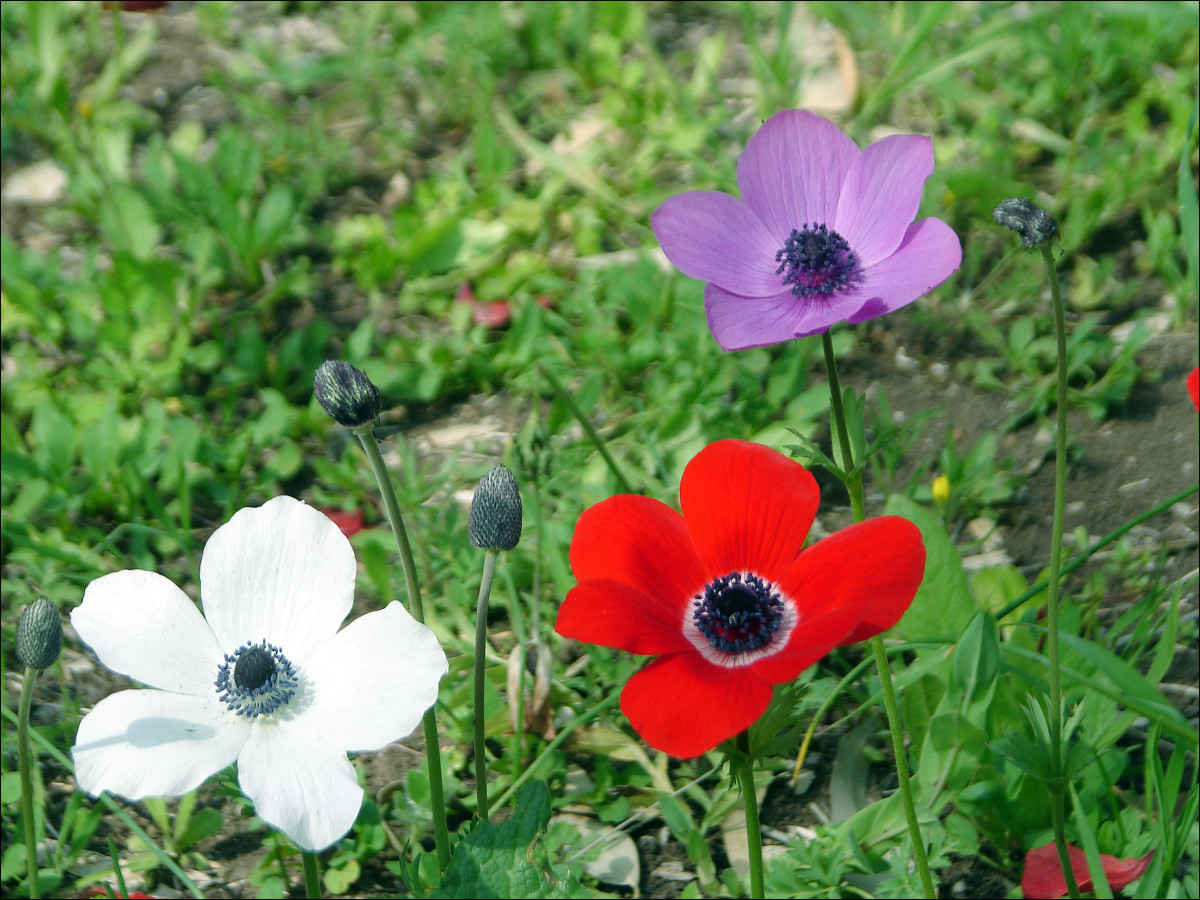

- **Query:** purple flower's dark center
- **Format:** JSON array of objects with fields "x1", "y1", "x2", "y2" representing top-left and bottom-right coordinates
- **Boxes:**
[
  {"x1": 215, "y1": 640, "x2": 298, "y2": 718},
  {"x1": 775, "y1": 224, "x2": 858, "y2": 298},
  {"x1": 692, "y1": 572, "x2": 784, "y2": 654}
]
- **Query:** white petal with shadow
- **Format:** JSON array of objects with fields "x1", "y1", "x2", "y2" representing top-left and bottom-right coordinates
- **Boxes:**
[{"x1": 73, "y1": 689, "x2": 247, "y2": 799}]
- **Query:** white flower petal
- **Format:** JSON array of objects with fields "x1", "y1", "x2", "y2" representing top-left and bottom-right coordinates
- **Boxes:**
[
  {"x1": 71, "y1": 570, "x2": 223, "y2": 695},
  {"x1": 201, "y1": 497, "x2": 355, "y2": 662},
  {"x1": 238, "y1": 721, "x2": 363, "y2": 852},
  {"x1": 73, "y1": 689, "x2": 248, "y2": 799},
  {"x1": 299, "y1": 602, "x2": 448, "y2": 752}
]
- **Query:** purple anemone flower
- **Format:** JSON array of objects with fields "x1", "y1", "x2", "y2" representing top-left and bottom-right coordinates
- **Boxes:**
[{"x1": 651, "y1": 110, "x2": 962, "y2": 351}]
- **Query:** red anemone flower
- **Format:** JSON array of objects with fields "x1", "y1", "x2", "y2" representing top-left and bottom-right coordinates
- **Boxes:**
[
  {"x1": 1187, "y1": 366, "x2": 1198, "y2": 411},
  {"x1": 554, "y1": 440, "x2": 925, "y2": 757},
  {"x1": 1021, "y1": 842, "x2": 1153, "y2": 898}
]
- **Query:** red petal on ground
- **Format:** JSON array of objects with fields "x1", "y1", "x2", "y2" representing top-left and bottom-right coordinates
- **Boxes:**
[
  {"x1": 556, "y1": 579, "x2": 693, "y2": 656},
  {"x1": 680, "y1": 440, "x2": 818, "y2": 581},
  {"x1": 569, "y1": 494, "x2": 706, "y2": 617},
  {"x1": 320, "y1": 508, "x2": 364, "y2": 538},
  {"x1": 620, "y1": 652, "x2": 773, "y2": 757},
  {"x1": 1021, "y1": 842, "x2": 1154, "y2": 898},
  {"x1": 776, "y1": 516, "x2": 924, "y2": 644},
  {"x1": 474, "y1": 300, "x2": 512, "y2": 328},
  {"x1": 1188, "y1": 366, "x2": 1198, "y2": 411},
  {"x1": 455, "y1": 281, "x2": 512, "y2": 327}
]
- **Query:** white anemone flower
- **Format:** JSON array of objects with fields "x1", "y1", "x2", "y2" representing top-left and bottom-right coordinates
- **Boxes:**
[{"x1": 70, "y1": 496, "x2": 448, "y2": 852}]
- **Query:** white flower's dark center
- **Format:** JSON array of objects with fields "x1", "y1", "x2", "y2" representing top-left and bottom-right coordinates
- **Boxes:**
[
  {"x1": 215, "y1": 640, "x2": 298, "y2": 717},
  {"x1": 692, "y1": 572, "x2": 784, "y2": 654},
  {"x1": 775, "y1": 224, "x2": 858, "y2": 297}
]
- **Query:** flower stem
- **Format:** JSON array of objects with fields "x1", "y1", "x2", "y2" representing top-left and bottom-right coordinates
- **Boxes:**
[
  {"x1": 821, "y1": 333, "x2": 864, "y2": 521},
  {"x1": 352, "y1": 427, "x2": 450, "y2": 871},
  {"x1": 301, "y1": 850, "x2": 321, "y2": 899},
  {"x1": 474, "y1": 550, "x2": 499, "y2": 820},
  {"x1": 18, "y1": 666, "x2": 41, "y2": 900},
  {"x1": 1039, "y1": 245, "x2": 1082, "y2": 900},
  {"x1": 734, "y1": 732, "x2": 765, "y2": 900},
  {"x1": 820, "y1": 331, "x2": 934, "y2": 899}
]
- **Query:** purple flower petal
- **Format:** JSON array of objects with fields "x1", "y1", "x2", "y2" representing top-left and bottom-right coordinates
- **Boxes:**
[
  {"x1": 704, "y1": 282, "x2": 862, "y2": 350},
  {"x1": 845, "y1": 218, "x2": 962, "y2": 322},
  {"x1": 835, "y1": 134, "x2": 934, "y2": 267},
  {"x1": 651, "y1": 192, "x2": 783, "y2": 297},
  {"x1": 737, "y1": 110, "x2": 860, "y2": 242}
]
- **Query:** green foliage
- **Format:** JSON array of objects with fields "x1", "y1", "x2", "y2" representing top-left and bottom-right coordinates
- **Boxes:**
[
  {"x1": 2, "y1": 1, "x2": 1196, "y2": 897},
  {"x1": 430, "y1": 781, "x2": 590, "y2": 898}
]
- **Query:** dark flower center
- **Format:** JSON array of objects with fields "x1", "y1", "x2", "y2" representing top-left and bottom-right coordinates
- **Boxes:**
[
  {"x1": 692, "y1": 572, "x2": 784, "y2": 654},
  {"x1": 215, "y1": 640, "x2": 298, "y2": 718},
  {"x1": 775, "y1": 224, "x2": 858, "y2": 298}
]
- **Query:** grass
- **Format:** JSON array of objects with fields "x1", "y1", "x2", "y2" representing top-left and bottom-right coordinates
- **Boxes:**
[{"x1": 2, "y1": 1, "x2": 1198, "y2": 897}]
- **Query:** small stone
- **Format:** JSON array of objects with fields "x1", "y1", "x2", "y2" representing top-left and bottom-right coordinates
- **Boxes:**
[{"x1": 2, "y1": 161, "x2": 67, "y2": 205}]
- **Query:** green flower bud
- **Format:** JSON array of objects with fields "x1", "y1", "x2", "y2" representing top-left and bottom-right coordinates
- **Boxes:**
[
  {"x1": 314, "y1": 361, "x2": 381, "y2": 429},
  {"x1": 468, "y1": 465, "x2": 522, "y2": 551},
  {"x1": 16, "y1": 597, "x2": 62, "y2": 670},
  {"x1": 992, "y1": 198, "x2": 1059, "y2": 248}
]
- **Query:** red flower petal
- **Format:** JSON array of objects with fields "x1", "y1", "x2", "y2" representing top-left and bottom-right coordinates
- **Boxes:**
[
  {"x1": 747, "y1": 601, "x2": 865, "y2": 683},
  {"x1": 805, "y1": 516, "x2": 925, "y2": 644},
  {"x1": 569, "y1": 495, "x2": 706, "y2": 612},
  {"x1": 1021, "y1": 842, "x2": 1154, "y2": 898},
  {"x1": 680, "y1": 440, "x2": 818, "y2": 581},
  {"x1": 556, "y1": 579, "x2": 693, "y2": 656},
  {"x1": 620, "y1": 652, "x2": 773, "y2": 757},
  {"x1": 1187, "y1": 366, "x2": 1198, "y2": 411}
]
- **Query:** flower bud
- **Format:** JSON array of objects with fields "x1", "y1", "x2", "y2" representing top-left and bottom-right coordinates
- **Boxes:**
[
  {"x1": 16, "y1": 597, "x2": 62, "y2": 670},
  {"x1": 468, "y1": 465, "x2": 522, "y2": 551},
  {"x1": 992, "y1": 198, "x2": 1059, "y2": 248},
  {"x1": 314, "y1": 361, "x2": 381, "y2": 429},
  {"x1": 932, "y1": 474, "x2": 950, "y2": 508}
]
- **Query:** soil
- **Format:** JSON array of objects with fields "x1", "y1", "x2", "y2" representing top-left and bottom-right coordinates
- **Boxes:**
[{"x1": 3, "y1": 4, "x2": 1198, "y2": 900}]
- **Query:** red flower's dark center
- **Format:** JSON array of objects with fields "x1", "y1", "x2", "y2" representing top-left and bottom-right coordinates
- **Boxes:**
[
  {"x1": 775, "y1": 224, "x2": 858, "y2": 298},
  {"x1": 692, "y1": 572, "x2": 784, "y2": 654},
  {"x1": 215, "y1": 640, "x2": 298, "y2": 718}
]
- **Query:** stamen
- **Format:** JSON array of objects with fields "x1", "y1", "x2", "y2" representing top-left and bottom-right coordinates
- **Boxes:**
[
  {"x1": 692, "y1": 572, "x2": 785, "y2": 654},
  {"x1": 774, "y1": 224, "x2": 858, "y2": 298},
  {"x1": 215, "y1": 640, "x2": 299, "y2": 718}
]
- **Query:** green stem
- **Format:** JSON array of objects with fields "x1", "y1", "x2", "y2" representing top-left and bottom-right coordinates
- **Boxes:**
[
  {"x1": 18, "y1": 666, "x2": 41, "y2": 900},
  {"x1": 870, "y1": 634, "x2": 935, "y2": 897},
  {"x1": 474, "y1": 551, "x2": 499, "y2": 820},
  {"x1": 821, "y1": 333, "x2": 934, "y2": 898},
  {"x1": 539, "y1": 364, "x2": 635, "y2": 493},
  {"x1": 1040, "y1": 245, "x2": 1081, "y2": 900},
  {"x1": 821, "y1": 333, "x2": 865, "y2": 521},
  {"x1": 352, "y1": 427, "x2": 450, "y2": 871},
  {"x1": 301, "y1": 850, "x2": 321, "y2": 900},
  {"x1": 734, "y1": 733, "x2": 765, "y2": 900}
]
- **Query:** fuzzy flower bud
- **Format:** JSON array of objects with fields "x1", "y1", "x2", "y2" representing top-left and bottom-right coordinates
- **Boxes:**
[
  {"x1": 16, "y1": 597, "x2": 62, "y2": 670},
  {"x1": 992, "y1": 198, "x2": 1059, "y2": 248},
  {"x1": 468, "y1": 465, "x2": 522, "y2": 551},
  {"x1": 314, "y1": 361, "x2": 381, "y2": 429}
]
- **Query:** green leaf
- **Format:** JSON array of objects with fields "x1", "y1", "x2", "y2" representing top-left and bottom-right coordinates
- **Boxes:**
[
  {"x1": 431, "y1": 781, "x2": 589, "y2": 898},
  {"x1": 953, "y1": 611, "x2": 1000, "y2": 700},
  {"x1": 1058, "y1": 632, "x2": 1191, "y2": 735},
  {"x1": 883, "y1": 494, "x2": 974, "y2": 641}
]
